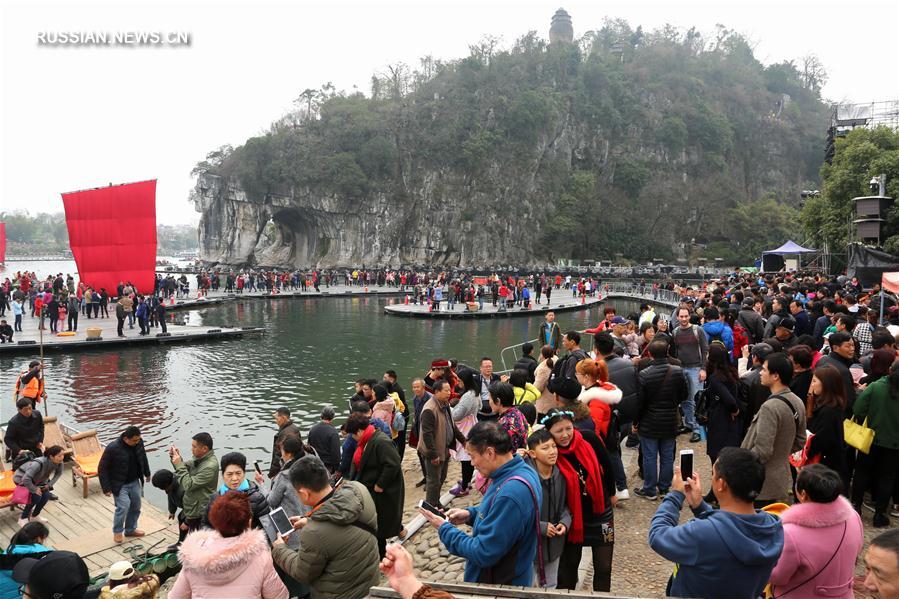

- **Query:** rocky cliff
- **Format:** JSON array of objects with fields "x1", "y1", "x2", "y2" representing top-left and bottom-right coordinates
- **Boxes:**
[{"x1": 192, "y1": 20, "x2": 829, "y2": 268}]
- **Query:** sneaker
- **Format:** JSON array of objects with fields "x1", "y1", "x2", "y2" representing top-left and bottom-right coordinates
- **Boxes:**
[
  {"x1": 863, "y1": 501, "x2": 876, "y2": 513},
  {"x1": 46, "y1": 492, "x2": 59, "y2": 501},
  {"x1": 677, "y1": 426, "x2": 692, "y2": 435},
  {"x1": 874, "y1": 513, "x2": 891, "y2": 528},
  {"x1": 690, "y1": 433, "x2": 702, "y2": 443},
  {"x1": 891, "y1": 506, "x2": 899, "y2": 518},
  {"x1": 449, "y1": 483, "x2": 469, "y2": 497},
  {"x1": 125, "y1": 529, "x2": 145, "y2": 537},
  {"x1": 633, "y1": 487, "x2": 658, "y2": 500},
  {"x1": 615, "y1": 488, "x2": 630, "y2": 501}
]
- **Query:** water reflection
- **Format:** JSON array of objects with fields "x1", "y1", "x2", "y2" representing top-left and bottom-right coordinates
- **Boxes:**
[{"x1": 0, "y1": 295, "x2": 643, "y2": 506}]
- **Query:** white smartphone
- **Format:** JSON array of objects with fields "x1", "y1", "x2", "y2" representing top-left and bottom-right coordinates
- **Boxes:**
[
  {"x1": 679, "y1": 449, "x2": 694, "y2": 481},
  {"x1": 268, "y1": 507, "x2": 294, "y2": 537}
]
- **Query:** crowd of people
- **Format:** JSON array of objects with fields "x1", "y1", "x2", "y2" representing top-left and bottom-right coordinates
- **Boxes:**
[{"x1": 5, "y1": 269, "x2": 899, "y2": 598}]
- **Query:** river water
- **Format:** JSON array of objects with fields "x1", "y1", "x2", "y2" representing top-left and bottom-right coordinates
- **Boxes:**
[{"x1": 0, "y1": 259, "x2": 643, "y2": 506}]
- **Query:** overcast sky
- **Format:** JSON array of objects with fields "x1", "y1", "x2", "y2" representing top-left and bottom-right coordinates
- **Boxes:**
[{"x1": 1, "y1": 0, "x2": 897, "y2": 225}]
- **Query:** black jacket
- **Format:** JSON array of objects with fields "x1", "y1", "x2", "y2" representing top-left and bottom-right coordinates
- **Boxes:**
[
  {"x1": 308, "y1": 421, "x2": 341, "y2": 469},
  {"x1": 560, "y1": 348, "x2": 589, "y2": 381},
  {"x1": 98, "y1": 436, "x2": 151, "y2": 495},
  {"x1": 603, "y1": 353, "x2": 638, "y2": 423},
  {"x1": 740, "y1": 366, "x2": 771, "y2": 426},
  {"x1": 737, "y1": 308, "x2": 765, "y2": 344},
  {"x1": 636, "y1": 359, "x2": 688, "y2": 439},
  {"x1": 816, "y1": 353, "x2": 857, "y2": 415},
  {"x1": 202, "y1": 480, "x2": 271, "y2": 530},
  {"x1": 4, "y1": 412, "x2": 44, "y2": 457},
  {"x1": 513, "y1": 355, "x2": 538, "y2": 383},
  {"x1": 705, "y1": 374, "x2": 743, "y2": 460},
  {"x1": 269, "y1": 420, "x2": 303, "y2": 478}
]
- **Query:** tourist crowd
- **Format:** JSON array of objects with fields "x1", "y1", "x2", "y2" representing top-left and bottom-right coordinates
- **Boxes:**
[{"x1": 5, "y1": 270, "x2": 899, "y2": 598}]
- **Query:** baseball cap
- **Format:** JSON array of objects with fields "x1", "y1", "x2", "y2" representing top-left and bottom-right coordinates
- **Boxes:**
[
  {"x1": 776, "y1": 317, "x2": 796, "y2": 331},
  {"x1": 108, "y1": 560, "x2": 135, "y2": 583},
  {"x1": 430, "y1": 359, "x2": 450, "y2": 369},
  {"x1": 13, "y1": 551, "x2": 89, "y2": 599},
  {"x1": 610, "y1": 316, "x2": 628, "y2": 325}
]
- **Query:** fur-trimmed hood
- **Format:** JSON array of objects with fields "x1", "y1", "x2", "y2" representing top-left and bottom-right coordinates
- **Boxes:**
[
  {"x1": 780, "y1": 495, "x2": 857, "y2": 528},
  {"x1": 579, "y1": 384, "x2": 622, "y2": 406},
  {"x1": 178, "y1": 528, "x2": 268, "y2": 584}
]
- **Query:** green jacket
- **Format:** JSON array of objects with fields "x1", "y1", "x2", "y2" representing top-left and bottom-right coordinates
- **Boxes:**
[
  {"x1": 272, "y1": 481, "x2": 379, "y2": 599},
  {"x1": 173, "y1": 451, "x2": 219, "y2": 519},
  {"x1": 854, "y1": 377, "x2": 899, "y2": 449}
]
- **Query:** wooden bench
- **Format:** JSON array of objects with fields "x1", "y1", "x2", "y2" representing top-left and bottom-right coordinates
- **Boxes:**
[
  {"x1": 43, "y1": 416, "x2": 74, "y2": 458},
  {"x1": 70, "y1": 430, "x2": 103, "y2": 498}
]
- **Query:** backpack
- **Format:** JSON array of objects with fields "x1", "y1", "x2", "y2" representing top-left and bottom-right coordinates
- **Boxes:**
[
  {"x1": 732, "y1": 323, "x2": 749, "y2": 362},
  {"x1": 12, "y1": 450, "x2": 36, "y2": 472}
]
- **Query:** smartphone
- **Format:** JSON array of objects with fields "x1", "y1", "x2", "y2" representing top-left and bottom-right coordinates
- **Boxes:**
[
  {"x1": 268, "y1": 507, "x2": 294, "y2": 537},
  {"x1": 254, "y1": 461, "x2": 263, "y2": 475},
  {"x1": 418, "y1": 499, "x2": 446, "y2": 520},
  {"x1": 680, "y1": 449, "x2": 694, "y2": 481}
]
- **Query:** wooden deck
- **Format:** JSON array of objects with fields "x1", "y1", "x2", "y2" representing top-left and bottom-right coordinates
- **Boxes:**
[
  {"x1": 0, "y1": 306, "x2": 263, "y2": 355},
  {"x1": 368, "y1": 581, "x2": 651, "y2": 598},
  {"x1": 0, "y1": 461, "x2": 178, "y2": 576}
]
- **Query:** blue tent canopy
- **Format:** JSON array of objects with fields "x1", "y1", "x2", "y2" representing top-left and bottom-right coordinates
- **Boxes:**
[{"x1": 762, "y1": 240, "x2": 818, "y2": 255}]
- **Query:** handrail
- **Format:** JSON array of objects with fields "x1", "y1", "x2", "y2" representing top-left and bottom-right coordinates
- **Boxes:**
[{"x1": 499, "y1": 337, "x2": 540, "y2": 373}]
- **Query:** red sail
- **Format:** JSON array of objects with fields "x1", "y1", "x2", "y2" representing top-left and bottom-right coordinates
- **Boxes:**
[
  {"x1": 62, "y1": 180, "x2": 157, "y2": 294},
  {"x1": 0, "y1": 222, "x2": 5, "y2": 263}
]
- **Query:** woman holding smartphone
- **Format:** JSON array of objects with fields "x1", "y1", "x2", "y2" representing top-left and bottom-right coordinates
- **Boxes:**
[{"x1": 542, "y1": 408, "x2": 616, "y2": 592}]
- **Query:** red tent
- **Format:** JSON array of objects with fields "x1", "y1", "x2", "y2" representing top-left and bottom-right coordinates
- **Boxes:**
[{"x1": 61, "y1": 180, "x2": 157, "y2": 294}]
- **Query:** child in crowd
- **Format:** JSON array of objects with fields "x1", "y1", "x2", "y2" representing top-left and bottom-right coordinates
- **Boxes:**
[
  {"x1": 524, "y1": 428, "x2": 571, "y2": 589},
  {"x1": 151, "y1": 469, "x2": 186, "y2": 548}
]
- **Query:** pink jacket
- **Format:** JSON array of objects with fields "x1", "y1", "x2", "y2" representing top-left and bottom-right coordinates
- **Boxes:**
[
  {"x1": 168, "y1": 528, "x2": 288, "y2": 599},
  {"x1": 768, "y1": 496, "x2": 863, "y2": 598}
]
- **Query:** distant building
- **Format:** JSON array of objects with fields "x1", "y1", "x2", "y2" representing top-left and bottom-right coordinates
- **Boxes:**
[{"x1": 549, "y1": 8, "x2": 573, "y2": 44}]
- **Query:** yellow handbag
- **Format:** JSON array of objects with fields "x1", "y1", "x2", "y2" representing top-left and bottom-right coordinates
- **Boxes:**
[{"x1": 844, "y1": 417, "x2": 875, "y2": 454}]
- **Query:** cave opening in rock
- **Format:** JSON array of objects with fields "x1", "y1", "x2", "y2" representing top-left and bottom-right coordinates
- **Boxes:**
[{"x1": 258, "y1": 208, "x2": 323, "y2": 267}]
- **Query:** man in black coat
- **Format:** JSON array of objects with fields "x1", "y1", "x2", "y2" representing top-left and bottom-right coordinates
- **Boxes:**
[
  {"x1": 98, "y1": 426, "x2": 151, "y2": 543},
  {"x1": 634, "y1": 339, "x2": 688, "y2": 500},
  {"x1": 816, "y1": 331, "x2": 858, "y2": 415},
  {"x1": 4, "y1": 398, "x2": 44, "y2": 458},
  {"x1": 269, "y1": 407, "x2": 303, "y2": 478},
  {"x1": 737, "y1": 298, "x2": 765, "y2": 344},
  {"x1": 513, "y1": 342, "x2": 539, "y2": 383}
]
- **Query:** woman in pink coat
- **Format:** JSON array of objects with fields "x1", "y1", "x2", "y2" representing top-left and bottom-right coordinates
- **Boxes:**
[
  {"x1": 768, "y1": 464, "x2": 864, "y2": 598},
  {"x1": 169, "y1": 491, "x2": 288, "y2": 599}
]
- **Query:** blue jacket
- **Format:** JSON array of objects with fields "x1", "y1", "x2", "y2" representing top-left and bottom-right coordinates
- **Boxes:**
[
  {"x1": 649, "y1": 492, "x2": 783, "y2": 599},
  {"x1": 702, "y1": 321, "x2": 734, "y2": 354},
  {"x1": 439, "y1": 456, "x2": 541, "y2": 586},
  {"x1": 0, "y1": 544, "x2": 52, "y2": 599}
]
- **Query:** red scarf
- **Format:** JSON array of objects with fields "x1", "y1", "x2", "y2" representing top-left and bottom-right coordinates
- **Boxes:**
[
  {"x1": 352, "y1": 425, "x2": 375, "y2": 471},
  {"x1": 556, "y1": 428, "x2": 605, "y2": 544}
]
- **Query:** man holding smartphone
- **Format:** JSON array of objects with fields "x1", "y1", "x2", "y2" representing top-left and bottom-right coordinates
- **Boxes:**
[{"x1": 648, "y1": 447, "x2": 783, "y2": 599}]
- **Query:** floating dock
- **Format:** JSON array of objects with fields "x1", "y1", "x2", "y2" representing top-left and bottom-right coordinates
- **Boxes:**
[{"x1": 383, "y1": 295, "x2": 603, "y2": 319}]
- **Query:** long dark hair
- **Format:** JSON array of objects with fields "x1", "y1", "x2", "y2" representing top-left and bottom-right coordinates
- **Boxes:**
[
  {"x1": 810, "y1": 364, "x2": 847, "y2": 419},
  {"x1": 8, "y1": 522, "x2": 49, "y2": 552},
  {"x1": 706, "y1": 343, "x2": 737, "y2": 383}
]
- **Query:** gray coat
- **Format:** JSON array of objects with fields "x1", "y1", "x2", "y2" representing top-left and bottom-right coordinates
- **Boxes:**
[
  {"x1": 264, "y1": 457, "x2": 308, "y2": 550},
  {"x1": 14, "y1": 457, "x2": 63, "y2": 493},
  {"x1": 524, "y1": 457, "x2": 572, "y2": 563},
  {"x1": 741, "y1": 390, "x2": 807, "y2": 503}
]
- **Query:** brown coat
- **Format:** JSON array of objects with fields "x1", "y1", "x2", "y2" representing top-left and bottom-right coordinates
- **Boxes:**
[
  {"x1": 417, "y1": 397, "x2": 465, "y2": 462},
  {"x1": 741, "y1": 390, "x2": 807, "y2": 503}
]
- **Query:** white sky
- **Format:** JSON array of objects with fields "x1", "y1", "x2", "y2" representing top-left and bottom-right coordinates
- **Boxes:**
[{"x1": 1, "y1": 0, "x2": 897, "y2": 225}]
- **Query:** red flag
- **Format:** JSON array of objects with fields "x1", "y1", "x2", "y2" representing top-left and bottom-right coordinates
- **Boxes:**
[
  {"x1": 62, "y1": 180, "x2": 157, "y2": 294},
  {"x1": 0, "y1": 222, "x2": 5, "y2": 264}
]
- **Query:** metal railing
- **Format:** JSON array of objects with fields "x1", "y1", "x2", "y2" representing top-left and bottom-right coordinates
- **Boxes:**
[
  {"x1": 495, "y1": 285, "x2": 682, "y2": 370},
  {"x1": 601, "y1": 284, "x2": 681, "y2": 307}
]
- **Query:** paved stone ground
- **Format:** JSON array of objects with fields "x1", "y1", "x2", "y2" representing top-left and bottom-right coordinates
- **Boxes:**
[{"x1": 399, "y1": 437, "x2": 885, "y2": 597}]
